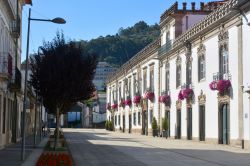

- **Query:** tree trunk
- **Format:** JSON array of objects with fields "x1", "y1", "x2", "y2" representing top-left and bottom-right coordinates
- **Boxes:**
[{"x1": 54, "y1": 107, "x2": 60, "y2": 150}]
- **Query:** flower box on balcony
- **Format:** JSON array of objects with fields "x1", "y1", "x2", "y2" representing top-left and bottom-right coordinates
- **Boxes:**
[
  {"x1": 144, "y1": 90, "x2": 154, "y2": 101},
  {"x1": 178, "y1": 88, "x2": 193, "y2": 101},
  {"x1": 159, "y1": 94, "x2": 171, "y2": 106},
  {"x1": 210, "y1": 79, "x2": 231, "y2": 95},
  {"x1": 133, "y1": 95, "x2": 141, "y2": 105},
  {"x1": 111, "y1": 103, "x2": 118, "y2": 110},
  {"x1": 125, "y1": 98, "x2": 132, "y2": 106},
  {"x1": 119, "y1": 99, "x2": 125, "y2": 108}
]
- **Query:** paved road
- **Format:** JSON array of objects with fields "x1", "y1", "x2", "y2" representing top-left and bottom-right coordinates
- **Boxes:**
[{"x1": 64, "y1": 129, "x2": 250, "y2": 166}]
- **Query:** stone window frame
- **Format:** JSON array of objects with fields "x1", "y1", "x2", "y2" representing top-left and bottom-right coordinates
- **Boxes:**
[{"x1": 197, "y1": 43, "x2": 206, "y2": 82}]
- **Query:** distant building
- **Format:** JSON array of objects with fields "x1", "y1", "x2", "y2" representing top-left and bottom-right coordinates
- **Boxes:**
[{"x1": 93, "y1": 62, "x2": 116, "y2": 91}]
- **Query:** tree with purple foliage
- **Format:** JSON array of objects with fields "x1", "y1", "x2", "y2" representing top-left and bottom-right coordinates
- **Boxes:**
[{"x1": 29, "y1": 32, "x2": 97, "y2": 150}]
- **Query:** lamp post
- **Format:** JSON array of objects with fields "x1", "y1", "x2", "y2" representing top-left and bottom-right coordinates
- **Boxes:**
[{"x1": 21, "y1": 8, "x2": 66, "y2": 161}]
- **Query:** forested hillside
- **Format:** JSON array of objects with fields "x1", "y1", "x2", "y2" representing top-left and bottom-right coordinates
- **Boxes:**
[{"x1": 79, "y1": 21, "x2": 160, "y2": 67}]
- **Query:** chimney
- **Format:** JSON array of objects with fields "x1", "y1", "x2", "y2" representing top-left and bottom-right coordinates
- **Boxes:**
[
  {"x1": 191, "y1": 2, "x2": 196, "y2": 11},
  {"x1": 183, "y1": 2, "x2": 187, "y2": 11},
  {"x1": 200, "y1": 2, "x2": 204, "y2": 11}
]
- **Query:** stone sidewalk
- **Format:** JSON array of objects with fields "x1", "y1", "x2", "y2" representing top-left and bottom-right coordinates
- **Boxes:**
[
  {"x1": 0, "y1": 134, "x2": 47, "y2": 166},
  {"x1": 64, "y1": 128, "x2": 250, "y2": 166}
]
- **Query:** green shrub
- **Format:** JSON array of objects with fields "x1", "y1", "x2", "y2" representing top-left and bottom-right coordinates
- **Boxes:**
[
  {"x1": 152, "y1": 117, "x2": 158, "y2": 130},
  {"x1": 162, "y1": 117, "x2": 168, "y2": 131}
]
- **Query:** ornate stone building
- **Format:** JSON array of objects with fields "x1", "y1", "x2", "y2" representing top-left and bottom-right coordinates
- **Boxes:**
[{"x1": 106, "y1": 0, "x2": 250, "y2": 149}]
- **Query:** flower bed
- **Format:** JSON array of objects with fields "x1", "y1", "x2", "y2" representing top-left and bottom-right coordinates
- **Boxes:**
[{"x1": 36, "y1": 153, "x2": 73, "y2": 166}]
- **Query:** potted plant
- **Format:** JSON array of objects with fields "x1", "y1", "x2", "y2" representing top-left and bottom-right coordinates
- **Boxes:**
[
  {"x1": 162, "y1": 117, "x2": 168, "y2": 138},
  {"x1": 152, "y1": 117, "x2": 158, "y2": 137}
]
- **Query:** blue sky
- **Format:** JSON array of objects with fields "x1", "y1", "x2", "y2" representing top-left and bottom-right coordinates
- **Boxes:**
[{"x1": 21, "y1": 0, "x2": 211, "y2": 61}]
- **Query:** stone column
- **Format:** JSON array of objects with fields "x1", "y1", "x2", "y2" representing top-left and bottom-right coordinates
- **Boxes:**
[{"x1": 237, "y1": 21, "x2": 244, "y2": 144}]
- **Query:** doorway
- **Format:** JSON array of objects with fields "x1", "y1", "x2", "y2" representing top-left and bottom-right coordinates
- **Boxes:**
[
  {"x1": 142, "y1": 110, "x2": 148, "y2": 135},
  {"x1": 219, "y1": 103, "x2": 229, "y2": 144},
  {"x1": 199, "y1": 105, "x2": 205, "y2": 141},
  {"x1": 165, "y1": 110, "x2": 170, "y2": 137},
  {"x1": 187, "y1": 107, "x2": 192, "y2": 140},
  {"x1": 122, "y1": 115, "x2": 125, "y2": 133},
  {"x1": 129, "y1": 114, "x2": 132, "y2": 133},
  {"x1": 176, "y1": 109, "x2": 181, "y2": 139}
]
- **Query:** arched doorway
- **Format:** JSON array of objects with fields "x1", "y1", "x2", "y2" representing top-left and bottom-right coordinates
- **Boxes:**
[{"x1": 219, "y1": 103, "x2": 229, "y2": 144}]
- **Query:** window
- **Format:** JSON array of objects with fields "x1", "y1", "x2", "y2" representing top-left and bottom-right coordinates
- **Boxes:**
[
  {"x1": 123, "y1": 79, "x2": 126, "y2": 98},
  {"x1": 138, "y1": 112, "x2": 141, "y2": 125},
  {"x1": 176, "y1": 64, "x2": 181, "y2": 88},
  {"x1": 143, "y1": 68, "x2": 147, "y2": 92},
  {"x1": 165, "y1": 63, "x2": 170, "y2": 91},
  {"x1": 133, "y1": 74, "x2": 137, "y2": 95},
  {"x1": 133, "y1": 113, "x2": 136, "y2": 125},
  {"x1": 198, "y1": 44, "x2": 206, "y2": 81},
  {"x1": 128, "y1": 77, "x2": 132, "y2": 98},
  {"x1": 186, "y1": 61, "x2": 192, "y2": 86},
  {"x1": 118, "y1": 115, "x2": 120, "y2": 125},
  {"x1": 220, "y1": 45, "x2": 229, "y2": 75},
  {"x1": 118, "y1": 83, "x2": 121, "y2": 100},
  {"x1": 150, "y1": 65, "x2": 154, "y2": 91}
]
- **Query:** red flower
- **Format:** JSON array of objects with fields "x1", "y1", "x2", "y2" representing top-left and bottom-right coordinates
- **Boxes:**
[
  {"x1": 209, "y1": 81, "x2": 217, "y2": 90},
  {"x1": 144, "y1": 91, "x2": 154, "y2": 101}
]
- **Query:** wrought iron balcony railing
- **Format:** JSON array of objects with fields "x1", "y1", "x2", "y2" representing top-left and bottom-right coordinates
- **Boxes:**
[
  {"x1": 181, "y1": 83, "x2": 193, "y2": 90},
  {"x1": 11, "y1": 16, "x2": 21, "y2": 38},
  {"x1": 0, "y1": 52, "x2": 13, "y2": 79},
  {"x1": 158, "y1": 39, "x2": 172, "y2": 56},
  {"x1": 213, "y1": 72, "x2": 231, "y2": 81},
  {"x1": 161, "y1": 90, "x2": 170, "y2": 96}
]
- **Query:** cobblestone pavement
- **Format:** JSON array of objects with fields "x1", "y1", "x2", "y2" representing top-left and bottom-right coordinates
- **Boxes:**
[{"x1": 64, "y1": 128, "x2": 250, "y2": 166}]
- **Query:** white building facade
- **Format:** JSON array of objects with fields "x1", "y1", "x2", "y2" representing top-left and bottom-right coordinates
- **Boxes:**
[
  {"x1": 106, "y1": 0, "x2": 250, "y2": 149},
  {"x1": 0, "y1": 0, "x2": 30, "y2": 148}
]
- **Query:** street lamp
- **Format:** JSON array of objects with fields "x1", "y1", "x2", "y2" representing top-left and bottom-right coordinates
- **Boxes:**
[{"x1": 21, "y1": 8, "x2": 66, "y2": 161}]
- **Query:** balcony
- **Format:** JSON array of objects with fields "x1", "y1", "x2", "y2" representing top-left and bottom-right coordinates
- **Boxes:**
[
  {"x1": 181, "y1": 83, "x2": 193, "y2": 90},
  {"x1": 11, "y1": 16, "x2": 21, "y2": 38},
  {"x1": 8, "y1": 67, "x2": 21, "y2": 92},
  {"x1": 213, "y1": 72, "x2": 231, "y2": 81},
  {"x1": 158, "y1": 40, "x2": 172, "y2": 56},
  {"x1": 0, "y1": 52, "x2": 13, "y2": 80}
]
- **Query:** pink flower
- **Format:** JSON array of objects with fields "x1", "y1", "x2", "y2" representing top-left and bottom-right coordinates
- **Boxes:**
[
  {"x1": 111, "y1": 104, "x2": 118, "y2": 109},
  {"x1": 209, "y1": 81, "x2": 217, "y2": 90},
  {"x1": 144, "y1": 91, "x2": 154, "y2": 101},
  {"x1": 133, "y1": 95, "x2": 141, "y2": 104},
  {"x1": 178, "y1": 91, "x2": 184, "y2": 101},
  {"x1": 217, "y1": 80, "x2": 231, "y2": 94},
  {"x1": 119, "y1": 99, "x2": 125, "y2": 107},
  {"x1": 125, "y1": 99, "x2": 132, "y2": 106},
  {"x1": 182, "y1": 88, "x2": 193, "y2": 99},
  {"x1": 160, "y1": 95, "x2": 171, "y2": 105}
]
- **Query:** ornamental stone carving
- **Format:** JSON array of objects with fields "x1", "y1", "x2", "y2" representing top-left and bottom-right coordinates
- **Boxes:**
[
  {"x1": 197, "y1": 43, "x2": 206, "y2": 57},
  {"x1": 176, "y1": 100, "x2": 182, "y2": 109},
  {"x1": 198, "y1": 90, "x2": 206, "y2": 105}
]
